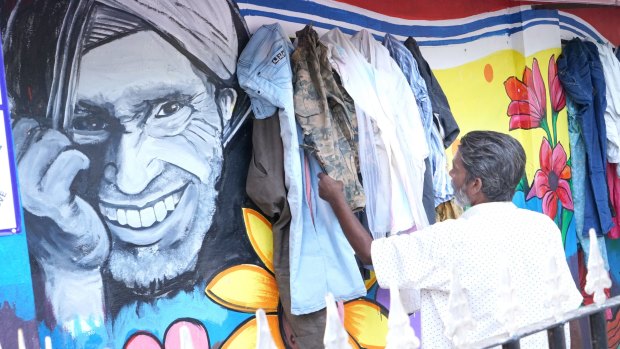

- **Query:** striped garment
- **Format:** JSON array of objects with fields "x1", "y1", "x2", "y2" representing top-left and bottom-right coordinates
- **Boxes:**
[{"x1": 383, "y1": 34, "x2": 453, "y2": 206}]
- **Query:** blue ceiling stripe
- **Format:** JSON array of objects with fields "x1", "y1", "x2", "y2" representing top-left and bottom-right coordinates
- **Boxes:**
[
  {"x1": 238, "y1": 0, "x2": 556, "y2": 38},
  {"x1": 557, "y1": 14, "x2": 603, "y2": 42},
  {"x1": 242, "y1": 8, "x2": 560, "y2": 47}
]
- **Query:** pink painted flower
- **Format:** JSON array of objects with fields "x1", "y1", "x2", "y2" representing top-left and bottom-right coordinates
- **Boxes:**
[
  {"x1": 124, "y1": 320, "x2": 210, "y2": 349},
  {"x1": 548, "y1": 54, "x2": 566, "y2": 112},
  {"x1": 504, "y1": 58, "x2": 547, "y2": 130},
  {"x1": 527, "y1": 138, "x2": 573, "y2": 219}
]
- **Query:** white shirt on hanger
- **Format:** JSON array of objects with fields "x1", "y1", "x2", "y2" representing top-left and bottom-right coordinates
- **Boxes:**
[
  {"x1": 595, "y1": 42, "x2": 620, "y2": 174},
  {"x1": 321, "y1": 28, "x2": 429, "y2": 237}
]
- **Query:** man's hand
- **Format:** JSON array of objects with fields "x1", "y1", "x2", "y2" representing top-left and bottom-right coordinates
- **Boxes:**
[
  {"x1": 318, "y1": 173, "x2": 345, "y2": 205},
  {"x1": 14, "y1": 118, "x2": 110, "y2": 270},
  {"x1": 318, "y1": 173, "x2": 372, "y2": 264}
]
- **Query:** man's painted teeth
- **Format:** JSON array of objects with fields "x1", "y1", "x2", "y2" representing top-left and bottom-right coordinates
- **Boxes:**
[{"x1": 100, "y1": 190, "x2": 183, "y2": 228}]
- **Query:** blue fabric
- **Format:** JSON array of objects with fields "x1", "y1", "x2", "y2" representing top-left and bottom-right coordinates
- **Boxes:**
[
  {"x1": 567, "y1": 97, "x2": 610, "y2": 268},
  {"x1": 238, "y1": 23, "x2": 365, "y2": 315},
  {"x1": 383, "y1": 34, "x2": 453, "y2": 208},
  {"x1": 382, "y1": 34, "x2": 433, "y2": 146},
  {"x1": 404, "y1": 37, "x2": 460, "y2": 148},
  {"x1": 567, "y1": 98, "x2": 587, "y2": 238},
  {"x1": 558, "y1": 38, "x2": 613, "y2": 237},
  {"x1": 293, "y1": 124, "x2": 366, "y2": 314}
]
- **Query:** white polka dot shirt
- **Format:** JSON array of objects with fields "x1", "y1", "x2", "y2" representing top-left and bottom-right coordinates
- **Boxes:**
[{"x1": 372, "y1": 201, "x2": 583, "y2": 348}]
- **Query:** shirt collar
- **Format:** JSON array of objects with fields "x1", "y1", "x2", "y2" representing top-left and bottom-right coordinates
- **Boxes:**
[{"x1": 460, "y1": 201, "x2": 516, "y2": 219}]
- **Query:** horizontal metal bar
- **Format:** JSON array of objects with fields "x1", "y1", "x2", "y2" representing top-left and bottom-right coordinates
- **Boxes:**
[
  {"x1": 475, "y1": 295, "x2": 620, "y2": 348},
  {"x1": 502, "y1": 340, "x2": 520, "y2": 349}
]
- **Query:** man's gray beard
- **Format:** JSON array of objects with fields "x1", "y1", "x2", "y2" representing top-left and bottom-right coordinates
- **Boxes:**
[
  {"x1": 106, "y1": 183, "x2": 217, "y2": 291},
  {"x1": 453, "y1": 184, "x2": 471, "y2": 208}
]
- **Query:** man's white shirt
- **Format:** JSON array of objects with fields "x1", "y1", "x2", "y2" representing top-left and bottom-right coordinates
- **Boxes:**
[{"x1": 372, "y1": 201, "x2": 583, "y2": 348}]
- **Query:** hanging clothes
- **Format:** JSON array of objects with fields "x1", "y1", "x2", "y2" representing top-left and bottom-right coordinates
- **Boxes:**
[
  {"x1": 435, "y1": 199, "x2": 463, "y2": 222},
  {"x1": 558, "y1": 38, "x2": 613, "y2": 237},
  {"x1": 404, "y1": 37, "x2": 460, "y2": 148},
  {"x1": 383, "y1": 34, "x2": 454, "y2": 210},
  {"x1": 245, "y1": 114, "x2": 328, "y2": 348},
  {"x1": 607, "y1": 162, "x2": 620, "y2": 239},
  {"x1": 595, "y1": 42, "x2": 620, "y2": 176},
  {"x1": 292, "y1": 25, "x2": 365, "y2": 212},
  {"x1": 567, "y1": 98, "x2": 588, "y2": 239},
  {"x1": 351, "y1": 29, "x2": 429, "y2": 231},
  {"x1": 293, "y1": 123, "x2": 367, "y2": 314},
  {"x1": 321, "y1": 28, "x2": 429, "y2": 237},
  {"x1": 350, "y1": 29, "x2": 429, "y2": 231},
  {"x1": 239, "y1": 24, "x2": 366, "y2": 320}
]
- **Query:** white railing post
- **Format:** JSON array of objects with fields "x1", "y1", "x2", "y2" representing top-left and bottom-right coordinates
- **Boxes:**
[
  {"x1": 385, "y1": 284, "x2": 420, "y2": 349},
  {"x1": 255, "y1": 308, "x2": 278, "y2": 349}
]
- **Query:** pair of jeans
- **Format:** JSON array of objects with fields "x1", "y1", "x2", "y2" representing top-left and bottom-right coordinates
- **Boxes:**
[{"x1": 558, "y1": 38, "x2": 613, "y2": 236}]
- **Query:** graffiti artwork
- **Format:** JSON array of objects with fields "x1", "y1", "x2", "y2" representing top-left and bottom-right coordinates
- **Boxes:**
[
  {"x1": 0, "y1": 40, "x2": 21, "y2": 236},
  {"x1": 2, "y1": 0, "x2": 620, "y2": 348},
  {"x1": 2, "y1": 0, "x2": 262, "y2": 347}
]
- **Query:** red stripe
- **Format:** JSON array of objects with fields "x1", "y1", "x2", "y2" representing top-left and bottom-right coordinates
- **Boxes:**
[
  {"x1": 334, "y1": 0, "x2": 514, "y2": 20},
  {"x1": 334, "y1": 0, "x2": 620, "y2": 46},
  {"x1": 562, "y1": 7, "x2": 620, "y2": 46}
]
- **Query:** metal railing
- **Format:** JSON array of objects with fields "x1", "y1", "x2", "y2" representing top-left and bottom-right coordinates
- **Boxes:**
[{"x1": 472, "y1": 295, "x2": 620, "y2": 349}]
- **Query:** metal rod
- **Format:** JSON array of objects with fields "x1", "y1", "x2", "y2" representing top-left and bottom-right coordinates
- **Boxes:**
[
  {"x1": 475, "y1": 295, "x2": 620, "y2": 348},
  {"x1": 589, "y1": 311, "x2": 608, "y2": 349},
  {"x1": 547, "y1": 324, "x2": 566, "y2": 349},
  {"x1": 502, "y1": 340, "x2": 520, "y2": 349}
]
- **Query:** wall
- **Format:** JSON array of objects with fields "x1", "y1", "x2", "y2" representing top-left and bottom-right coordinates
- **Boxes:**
[{"x1": 0, "y1": 0, "x2": 618, "y2": 348}]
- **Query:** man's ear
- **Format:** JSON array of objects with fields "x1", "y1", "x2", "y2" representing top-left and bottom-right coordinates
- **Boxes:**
[
  {"x1": 217, "y1": 87, "x2": 237, "y2": 126},
  {"x1": 471, "y1": 177, "x2": 483, "y2": 194}
]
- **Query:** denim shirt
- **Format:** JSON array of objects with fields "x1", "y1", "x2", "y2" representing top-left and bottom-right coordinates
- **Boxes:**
[{"x1": 238, "y1": 23, "x2": 365, "y2": 315}]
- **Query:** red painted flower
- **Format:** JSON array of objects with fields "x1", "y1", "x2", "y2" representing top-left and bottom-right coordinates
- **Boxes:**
[
  {"x1": 504, "y1": 58, "x2": 547, "y2": 130},
  {"x1": 527, "y1": 138, "x2": 573, "y2": 219},
  {"x1": 548, "y1": 54, "x2": 565, "y2": 112}
]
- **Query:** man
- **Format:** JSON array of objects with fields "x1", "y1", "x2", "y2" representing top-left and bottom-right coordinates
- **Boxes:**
[
  {"x1": 319, "y1": 130, "x2": 583, "y2": 348},
  {"x1": 8, "y1": 0, "x2": 252, "y2": 339}
]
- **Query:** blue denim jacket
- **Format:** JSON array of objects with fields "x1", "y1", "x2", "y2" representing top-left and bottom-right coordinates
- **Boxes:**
[
  {"x1": 558, "y1": 38, "x2": 613, "y2": 236},
  {"x1": 238, "y1": 23, "x2": 365, "y2": 315}
]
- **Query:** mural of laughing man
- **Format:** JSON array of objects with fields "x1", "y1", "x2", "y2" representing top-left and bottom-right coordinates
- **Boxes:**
[{"x1": 8, "y1": 0, "x2": 254, "y2": 344}]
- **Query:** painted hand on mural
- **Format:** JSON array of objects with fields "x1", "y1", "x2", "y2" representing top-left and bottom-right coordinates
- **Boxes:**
[
  {"x1": 13, "y1": 118, "x2": 109, "y2": 270},
  {"x1": 504, "y1": 55, "x2": 573, "y2": 229}
]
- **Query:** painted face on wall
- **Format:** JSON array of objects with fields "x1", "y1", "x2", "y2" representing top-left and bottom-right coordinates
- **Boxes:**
[{"x1": 71, "y1": 30, "x2": 237, "y2": 289}]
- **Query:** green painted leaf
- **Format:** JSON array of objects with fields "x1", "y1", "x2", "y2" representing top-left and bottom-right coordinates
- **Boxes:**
[{"x1": 560, "y1": 208, "x2": 574, "y2": 247}]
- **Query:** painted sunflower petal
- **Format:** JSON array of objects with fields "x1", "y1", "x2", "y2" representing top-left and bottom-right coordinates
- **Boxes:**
[
  {"x1": 349, "y1": 334, "x2": 362, "y2": 349},
  {"x1": 243, "y1": 208, "x2": 275, "y2": 272},
  {"x1": 206, "y1": 264, "x2": 279, "y2": 312},
  {"x1": 344, "y1": 299, "x2": 388, "y2": 349},
  {"x1": 221, "y1": 314, "x2": 285, "y2": 349}
]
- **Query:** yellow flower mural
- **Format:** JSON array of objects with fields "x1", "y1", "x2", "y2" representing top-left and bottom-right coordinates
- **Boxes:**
[{"x1": 205, "y1": 208, "x2": 390, "y2": 348}]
